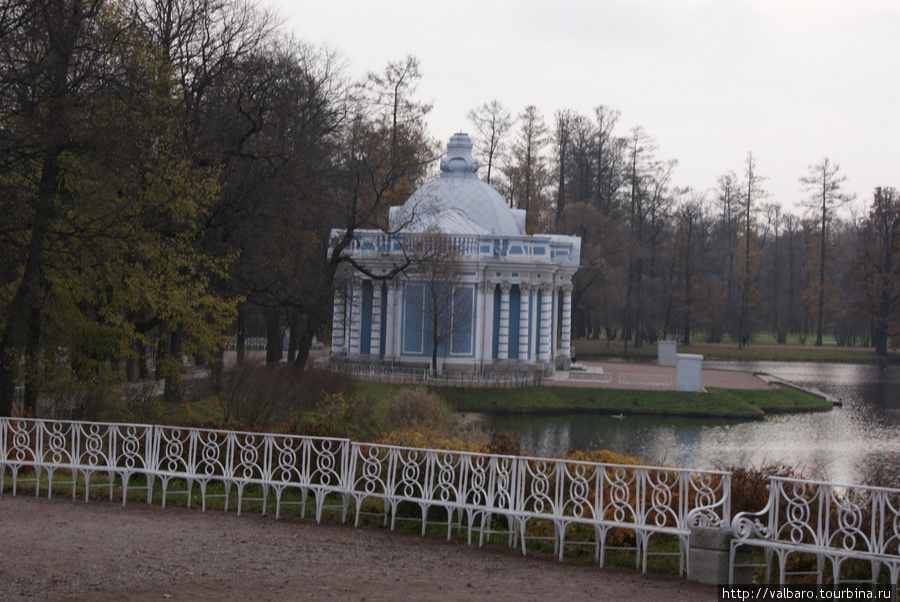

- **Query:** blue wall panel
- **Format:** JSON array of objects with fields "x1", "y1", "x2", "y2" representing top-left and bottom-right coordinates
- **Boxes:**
[
  {"x1": 402, "y1": 283, "x2": 425, "y2": 355},
  {"x1": 450, "y1": 285, "x2": 475, "y2": 356},
  {"x1": 360, "y1": 281, "x2": 372, "y2": 354},
  {"x1": 508, "y1": 286, "x2": 520, "y2": 359}
]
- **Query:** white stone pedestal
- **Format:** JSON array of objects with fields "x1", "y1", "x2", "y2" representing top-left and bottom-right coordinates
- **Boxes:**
[
  {"x1": 658, "y1": 340, "x2": 677, "y2": 367},
  {"x1": 676, "y1": 353, "x2": 703, "y2": 392},
  {"x1": 689, "y1": 526, "x2": 753, "y2": 585}
]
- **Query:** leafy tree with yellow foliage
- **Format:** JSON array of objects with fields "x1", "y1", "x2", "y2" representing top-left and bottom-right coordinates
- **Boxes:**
[{"x1": 0, "y1": 0, "x2": 235, "y2": 416}]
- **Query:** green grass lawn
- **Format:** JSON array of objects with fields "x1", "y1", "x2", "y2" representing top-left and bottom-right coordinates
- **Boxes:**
[{"x1": 166, "y1": 367, "x2": 833, "y2": 430}]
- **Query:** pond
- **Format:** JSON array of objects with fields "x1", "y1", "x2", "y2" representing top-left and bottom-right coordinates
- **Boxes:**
[{"x1": 488, "y1": 361, "x2": 900, "y2": 485}]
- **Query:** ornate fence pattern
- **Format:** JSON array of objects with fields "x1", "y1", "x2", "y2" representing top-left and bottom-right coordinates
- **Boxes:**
[
  {"x1": 730, "y1": 476, "x2": 900, "y2": 587},
  {"x1": 328, "y1": 363, "x2": 544, "y2": 387},
  {"x1": 1, "y1": 417, "x2": 728, "y2": 575},
  {"x1": 6, "y1": 417, "x2": 896, "y2": 586}
]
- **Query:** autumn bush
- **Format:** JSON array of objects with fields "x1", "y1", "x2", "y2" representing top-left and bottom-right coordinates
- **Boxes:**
[
  {"x1": 42, "y1": 374, "x2": 167, "y2": 424},
  {"x1": 211, "y1": 362, "x2": 357, "y2": 431},
  {"x1": 379, "y1": 387, "x2": 458, "y2": 440},
  {"x1": 376, "y1": 430, "x2": 482, "y2": 452},
  {"x1": 568, "y1": 448, "x2": 644, "y2": 466},
  {"x1": 480, "y1": 431, "x2": 522, "y2": 456},
  {"x1": 721, "y1": 459, "x2": 803, "y2": 516},
  {"x1": 41, "y1": 376, "x2": 119, "y2": 422}
]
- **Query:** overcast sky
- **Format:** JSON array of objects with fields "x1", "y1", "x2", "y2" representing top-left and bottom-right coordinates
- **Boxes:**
[{"x1": 273, "y1": 0, "x2": 898, "y2": 214}]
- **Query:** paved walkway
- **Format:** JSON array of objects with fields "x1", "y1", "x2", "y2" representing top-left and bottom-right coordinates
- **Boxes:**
[
  {"x1": 548, "y1": 360, "x2": 773, "y2": 391},
  {"x1": 1, "y1": 495, "x2": 719, "y2": 601}
]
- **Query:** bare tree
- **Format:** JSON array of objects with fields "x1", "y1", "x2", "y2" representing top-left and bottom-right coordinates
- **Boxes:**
[
  {"x1": 467, "y1": 100, "x2": 512, "y2": 186},
  {"x1": 761, "y1": 202, "x2": 789, "y2": 343},
  {"x1": 553, "y1": 108, "x2": 577, "y2": 231},
  {"x1": 800, "y1": 157, "x2": 850, "y2": 346},
  {"x1": 593, "y1": 105, "x2": 625, "y2": 216},
  {"x1": 622, "y1": 126, "x2": 660, "y2": 349},
  {"x1": 504, "y1": 105, "x2": 550, "y2": 233},
  {"x1": 676, "y1": 194, "x2": 708, "y2": 345},
  {"x1": 409, "y1": 233, "x2": 467, "y2": 374},
  {"x1": 738, "y1": 152, "x2": 765, "y2": 349},
  {"x1": 364, "y1": 55, "x2": 433, "y2": 171},
  {"x1": 848, "y1": 187, "x2": 900, "y2": 355}
]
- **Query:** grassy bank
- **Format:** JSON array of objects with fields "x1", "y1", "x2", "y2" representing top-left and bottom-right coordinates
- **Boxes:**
[
  {"x1": 353, "y1": 381, "x2": 833, "y2": 420},
  {"x1": 163, "y1": 366, "x2": 832, "y2": 434},
  {"x1": 576, "y1": 338, "x2": 899, "y2": 364}
]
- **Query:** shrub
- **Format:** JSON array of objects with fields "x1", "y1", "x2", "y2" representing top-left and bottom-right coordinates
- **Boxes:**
[
  {"x1": 42, "y1": 375, "x2": 144, "y2": 423},
  {"x1": 568, "y1": 449, "x2": 644, "y2": 466},
  {"x1": 121, "y1": 381, "x2": 166, "y2": 423},
  {"x1": 480, "y1": 431, "x2": 522, "y2": 456},
  {"x1": 211, "y1": 360, "x2": 279, "y2": 426},
  {"x1": 865, "y1": 456, "x2": 900, "y2": 490},
  {"x1": 211, "y1": 362, "x2": 356, "y2": 429},
  {"x1": 376, "y1": 430, "x2": 482, "y2": 452},
  {"x1": 380, "y1": 387, "x2": 458, "y2": 439},
  {"x1": 721, "y1": 459, "x2": 802, "y2": 515}
]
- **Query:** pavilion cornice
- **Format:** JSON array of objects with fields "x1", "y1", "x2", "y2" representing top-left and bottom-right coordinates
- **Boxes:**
[{"x1": 332, "y1": 228, "x2": 581, "y2": 269}]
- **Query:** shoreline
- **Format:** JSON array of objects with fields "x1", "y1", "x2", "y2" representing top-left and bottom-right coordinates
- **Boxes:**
[
  {"x1": 424, "y1": 360, "x2": 834, "y2": 420},
  {"x1": 575, "y1": 340, "x2": 899, "y2": 365}
]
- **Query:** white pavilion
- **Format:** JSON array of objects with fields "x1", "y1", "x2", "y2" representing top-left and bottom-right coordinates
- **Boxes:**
[{"x1": 330, "y1": 133, "x2": 581, "y2": 373}]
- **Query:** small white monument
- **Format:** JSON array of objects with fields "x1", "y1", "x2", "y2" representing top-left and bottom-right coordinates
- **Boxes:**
[
  {"x1": 658, "y1": 340, "x2": 677, "y2": 367},
  {"x1": 676, "y1": 353, "x2": 703, "y2": 392}
]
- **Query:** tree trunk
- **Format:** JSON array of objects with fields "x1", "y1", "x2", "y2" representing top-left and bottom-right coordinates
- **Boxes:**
[
  {"x1": 266, "y1": 307, "x2": 282, "y2": 365},
  {"x1": 0, "y1": 180, "x2": 54, "y2": 416},
  {"x1": 139, "y1": 340, "x2": 149, "y2": 380},
  {"x1": 160, "y1": 327, "x2": 183, "y2": 403},
  {"x1": 22, "y1": 301, "x2": 43, "y2": 414},
  {"x1": 235, "y1": 304, "x2": 246, "y2": 365},
  {"x1": 431, "y1": 313, "x2": 438, "y2": 376},
  {"x1": 293, "y1": 314, "x2": 312, "y2": 370},
  {"x1": 816, "y1": 194, "x2": 826, "y2": 346},
  {"x1": 287, "y1": 308, "x2": 299, "y2": 365}
]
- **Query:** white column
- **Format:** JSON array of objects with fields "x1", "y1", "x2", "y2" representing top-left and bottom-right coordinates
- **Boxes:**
[
  {"x1": 481, "y1": 282, "x2": 495, "y2": 364},
  {"x1": 518, "y1": 283, "x2": 531, "y2": 362},
  {"x1": 474, "y1": 281, "x2": 485, "y2": 366},
  {"x1": 349, "y1": 277, "x2": 363, "y2": 356},
  {"x1": 531, "y1": 286, "x2": 539, "y2": 361},
  {"x1": 561, "y1": 284, "x2": 573, "y2": 359},
  {"x1": 539, "y1": 283, "x2": 553, "y2": 362},
  {"x1": 498, "y1": 281, "x2": 511, "y2": 360},
  {"x1": 343, "y1": 281, "x2": 352, "y2": 352},
  {"x1": 384, "y1": 280, "x2": 396, "y2": 359},
  {"x1": 369, "y1": 281, "x2": 382, "y2": 356},
  {"x1": 393, "y1": 279, "x2": 405, "y2": 358},
  {"x1": 551, "y1": 284, "x2": 559, "y2": 364},
  {"x1": 331, "y1": 287, "x2": 346, "y2": 356}
]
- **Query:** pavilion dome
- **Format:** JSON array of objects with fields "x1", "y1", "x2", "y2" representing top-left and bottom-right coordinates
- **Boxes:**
[{"x1": 389, "y1": 133, "x2": 525, "y2": 236}]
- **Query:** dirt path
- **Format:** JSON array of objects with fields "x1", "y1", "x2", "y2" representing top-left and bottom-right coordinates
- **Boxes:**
[{"x1": 1, "y1": 495, "x2": 717, "y2": 601}]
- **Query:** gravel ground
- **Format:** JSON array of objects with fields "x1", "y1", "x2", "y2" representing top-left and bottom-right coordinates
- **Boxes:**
[{"x1": 1, "y1": 494, "x2": 718, "y2": 601}]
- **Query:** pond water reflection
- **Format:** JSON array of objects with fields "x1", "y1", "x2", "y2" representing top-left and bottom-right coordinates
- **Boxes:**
[{"x1": 488, "y1": 361, "x2": 900, "y2": 485}]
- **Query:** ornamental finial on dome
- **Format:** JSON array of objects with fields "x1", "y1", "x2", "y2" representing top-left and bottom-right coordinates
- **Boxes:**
[{"x1": 440, "y1": 133, "x2": 479, "y2": 178}]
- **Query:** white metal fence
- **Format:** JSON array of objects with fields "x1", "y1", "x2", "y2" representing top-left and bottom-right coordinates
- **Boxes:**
[
  {"x1": 328, "y1": 363, "x2": 544, "y2": 387},
  {"x1": 0, "y1": 417, "x2": 728, "y2": 575},
  {"x1": 730, "y1": 476, "x2": 900, "y2": 588},
  {"x1": 6, "y1": 417, "x2": 897, "y2": 585}
]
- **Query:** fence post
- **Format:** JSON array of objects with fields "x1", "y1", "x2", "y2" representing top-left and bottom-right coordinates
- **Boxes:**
[{"x1": 689, "y1": 526, "x2": 751, "y2": 585}]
